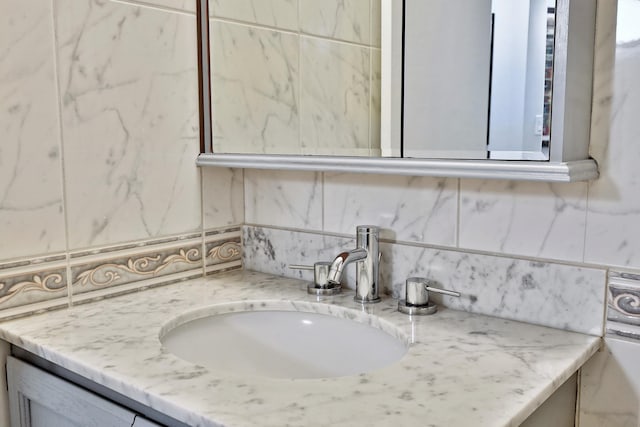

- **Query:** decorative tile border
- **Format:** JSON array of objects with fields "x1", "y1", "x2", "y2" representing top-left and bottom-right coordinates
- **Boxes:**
[
  {"x1": 204, "y1": 229, "x2": 242, "y2": 274},
  {"x1": 70, "y1": 227, "x2": 242, "y2": 301},
  {"x1": 0, "y1": 255, "x2": 69, "y2": 319},
  {"x1": 607, "y1": 271, "x2": 640, "y2": 340},
  {"x1": 0, "y1": 227, "x2": 242, "y2": 316}
]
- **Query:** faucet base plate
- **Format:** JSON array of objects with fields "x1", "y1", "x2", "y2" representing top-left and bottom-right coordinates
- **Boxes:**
[
  {"x1": 398, "y1": 300, "x2": 438, "y2": 315},
  {"x1": 308, "y1": 284, "x2": 341, "y2": 296},
  {"x1": 354, "y1": 296, "x2": 381, "y2": 304}
]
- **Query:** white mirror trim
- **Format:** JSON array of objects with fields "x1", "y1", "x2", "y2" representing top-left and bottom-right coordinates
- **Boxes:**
[{"x1": 196, "y1": 153, "x2": 598, "y2": 182}]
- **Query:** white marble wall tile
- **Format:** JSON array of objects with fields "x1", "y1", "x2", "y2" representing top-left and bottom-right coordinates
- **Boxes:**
[
  {"x1": 244, "y1": 170, "x2": 322, "y2": 230},
  {"x1": 460, "y1": 180, "x2": 588, "y2": 263},
  {"x1": 585, "y1": 21, "x2": 640, "y2": 268},
  {"x1": 299, "y1": 0, "x2": 371, "y2": 45},
  {"x1": 243, "y1": 226, "x2": 357, "y2": 287},
  {"x1": 56, "y1": 0, "x2": 201, "y2": 250},
  {"x1": 323, "y1": 173, "x2": 457, "y2": 246},
  {"x1": 211, "y1": 21, "x2": 300, "y2": 155},
  {"x1": 211, "y1": 0, "x2": 298, "y2": 31},
  {"x1": 579, "y1": 337, "x2": 640, "y2": 427},
  {"x1": 243, "y1": 226, "x2": 607, "y2": 335},
  {"x1": 0, "y1": 0, "x2": 66, "y2": 261},
  {"x1": 382, "y1": 241, "x2": 606, "y2": 335},
  {"x1": 300, "y1": 37, "x2": 371, "y2": 156},
  {"x1": 202, "y1": 168, "x2": 244, "y2": 228}
]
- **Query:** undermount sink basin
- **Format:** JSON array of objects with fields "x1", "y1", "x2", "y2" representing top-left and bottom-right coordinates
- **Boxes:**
[{"x1": 160, "y1": 302, "x2": 409, "y2": 379}]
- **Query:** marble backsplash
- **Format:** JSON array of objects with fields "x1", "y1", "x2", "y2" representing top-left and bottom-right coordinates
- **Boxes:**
[{"x1": 243, "y1": 225, "x2": 607, "y2": 336}]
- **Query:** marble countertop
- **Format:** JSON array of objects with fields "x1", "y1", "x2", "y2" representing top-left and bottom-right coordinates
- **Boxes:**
[{"x1": 0, "y1": 270, "x2": 600, "y2": 427}]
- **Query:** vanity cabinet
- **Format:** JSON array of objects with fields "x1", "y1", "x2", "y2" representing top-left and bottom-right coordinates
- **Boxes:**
[{"x1": 6, "y1": 357, "x2": 161, "y2": 427}]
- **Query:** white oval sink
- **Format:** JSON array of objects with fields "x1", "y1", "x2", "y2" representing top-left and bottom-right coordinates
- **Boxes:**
[{"x1": 160, "y1": 303, "x2": 409, "y2": 379}]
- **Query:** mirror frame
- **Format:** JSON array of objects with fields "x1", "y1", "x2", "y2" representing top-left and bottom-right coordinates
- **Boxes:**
[{"x1": 195, "y1": 0, "x2": 599, "y2": 182}]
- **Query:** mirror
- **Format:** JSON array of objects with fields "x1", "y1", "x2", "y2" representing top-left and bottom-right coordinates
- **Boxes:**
[
  {"x1": 197, "y1": 0, "x2": 598, "y2": 182},
  {"x1": 206, "y1": 0, "x2": 556, "y2": 160}
]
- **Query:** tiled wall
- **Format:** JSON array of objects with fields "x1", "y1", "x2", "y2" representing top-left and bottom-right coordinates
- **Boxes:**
[
  {"x1": 235, "y1": 1, "x2": 640, "y2": 425},
  {"x1": 210, "y1": 0, "x2": 382, "y2": 157},
  {"x1": 0, "y1": 0, "x2": 243, "y2": 319}
]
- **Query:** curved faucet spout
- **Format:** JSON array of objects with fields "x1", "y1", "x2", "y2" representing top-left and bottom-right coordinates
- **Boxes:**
[{"x1": 327, "y1": 248, "x2": 368, "y2": 284}]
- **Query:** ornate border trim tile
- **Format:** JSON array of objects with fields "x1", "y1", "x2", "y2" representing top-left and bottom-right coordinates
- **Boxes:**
[
  {"x1": 0, "y1": 255, "x2": 69, "y2": 318},
  {"x1": 70, "y1": 228, "x2": 241, "y2": 298},
  {"x1": 205, "y1": 229, "x2": 242, "y2": 275},
  {"x1": 0, "y1": 227, "x2": 243, "y2": 318},
  {"x1": 607, "y1": 272, "x2": 640, "y2": 338}
]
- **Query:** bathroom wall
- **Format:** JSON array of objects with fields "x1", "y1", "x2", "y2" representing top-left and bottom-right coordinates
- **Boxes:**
[
  {"x1": 238, "y1": 0, "x2": 614, "y2": 335},
  {"x1": 229, "y1": 1, "x2": 640, "y2": 425},
  {"x1": 1, "y1": 0, "x2": 638, "y2": 425},
  {"x1": 0, "y1": 0, "x2": 243, "y2": 318}
]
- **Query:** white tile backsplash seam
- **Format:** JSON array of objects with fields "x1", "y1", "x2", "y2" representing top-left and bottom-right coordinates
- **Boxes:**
[
  {"x1": 49, "y1": 0, "x2": 73, "y2": 307},
  {"x1": 200, "y1": 167, "x2": 207, "y2": 277}
]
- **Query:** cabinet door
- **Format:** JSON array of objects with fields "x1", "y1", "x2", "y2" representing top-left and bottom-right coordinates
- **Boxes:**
[
  {"x1": 7, "y1": 356, "x2": 138, "y2": 427},
  {"x1": 403, "y1": 0, "x2": 493, "y2": 159}
]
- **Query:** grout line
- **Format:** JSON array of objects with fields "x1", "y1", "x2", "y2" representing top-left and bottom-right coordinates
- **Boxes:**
[
  {"x1": 109, "y1": 0, "x2": 195, "y2": 16},
  {"x1": 456, "y1": 179, "x2": 461, "y2": 248},
  {"x1": 601, "y1": 268, "x2": 611, "y2": 337},
  {"x1": 200, "y1": 167, "x2": 206, "y2": 278},
  {"x1": 241, "y1": 168, "x2": 247, "y2": 225},
  {"x1": 582, "y1": 180, "x2": 592, "y2": 264},
  {"x1": 210, "y1": 15, "x2": 378, "y2": 50},
  {"x1": 49, "y1": 0, "x2": 73, "y2": 308},
  {"x1": 297, "y1": 13, "x2": 303, "y2": 154},
  {"x1": 368, "y1": 0, "x2": 374, "y2": 157},
  {"x1": 321, "y1": 172, "x2": 325, "y2": 232}
]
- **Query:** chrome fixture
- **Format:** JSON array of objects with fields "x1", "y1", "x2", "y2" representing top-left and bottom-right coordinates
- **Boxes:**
[
  {"x1": 328, "y1": 226, "x2": 381, "y2": 304},
  {"x1": 289, "y1": 262, "x2": 341, "y2": 296},
  {"x1": 398, "y1": 277, "x2": 460, "y2": 315}
]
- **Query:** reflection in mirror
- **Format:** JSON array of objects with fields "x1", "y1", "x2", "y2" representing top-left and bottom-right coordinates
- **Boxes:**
[
  {"x1": 403, "y1": 0, "x2": 556, "y2": 161},
  {"x1": 617, "y1": 0, "x2": 640, "y2": 46},
  {"x1": 487, "y1": 0, "x2": 556, "y2": 160},
  {"x1": 208, "y1": 1, "x2": 382, "y2": 158},
  {"x1": 208, "y1": 0, "x2": 559, "y2": 161}
]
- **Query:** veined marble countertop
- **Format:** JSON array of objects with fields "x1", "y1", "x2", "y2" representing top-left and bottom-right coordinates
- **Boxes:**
[{"x1": 0, "y1": 270, "x2": 600, "y2": 427}]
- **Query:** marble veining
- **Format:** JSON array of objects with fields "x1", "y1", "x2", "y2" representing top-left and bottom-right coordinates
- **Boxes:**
[
  {"x1": 0, "y1": 0, "x2": 66, "y2": 260},
  {"x1": 244, "y1": 170, "x2": 322, "y2": 230},
  {"x1": 211, "y1": 0, "x2": 298, "y2": 31},
  {"x1": 56, "y1": 0, "x2": 202, "y2": 249},
  {"x1": 243, "y1": 226, "x2": 607, "y2": 335},
  {"x1": 211, "y1": 20, "x2": 300, "y2": 155},
  {"x1": 0, "y1": 270, "x2": 600, "y2": 427},
  {"x1": 300, "y1": 36, "x2": 371, "y2": 156},
  {"x1": 299, "y1": 0, "x2": 372, "y2": 44},
  {"x1": 323, "y1": 173, "x2": 457, "y2": 245},
  {"x1": 460, "y1": 180, "x2": 589, "y2": 263}
]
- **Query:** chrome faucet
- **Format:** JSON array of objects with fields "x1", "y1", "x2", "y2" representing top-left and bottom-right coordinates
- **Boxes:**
[{"x1": 327, "y1": 225, "x2": 381, "y2": 304}]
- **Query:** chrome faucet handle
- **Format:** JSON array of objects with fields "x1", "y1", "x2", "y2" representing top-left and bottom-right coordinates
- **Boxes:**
[
  {"x1": 398, "y1": 277, "x2": 460, "y2": 315},
  {"x1": 289, "y1": 262, "x2": 341, "y2": 296}
]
